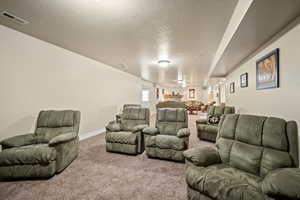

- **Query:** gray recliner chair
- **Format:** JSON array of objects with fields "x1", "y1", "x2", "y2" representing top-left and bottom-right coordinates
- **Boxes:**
[
  {"x1": 144, "y1": 108, "x2": 190, "y2": 162},
  {"x1": 184, "y1": 114, "x2": 300, "y2": 200},
  {"x1": 106, "y1": 107, "x2": 149, "y2": 155},
  {"x1": 196, "y1": 106, "x2": 235, "y2": 142},
  {"x1": 116, "y1": 104, "x2": 142, "y2": 123},
  {"x1": 0, "y1": 110, "x2": 80, "y2": 179}
]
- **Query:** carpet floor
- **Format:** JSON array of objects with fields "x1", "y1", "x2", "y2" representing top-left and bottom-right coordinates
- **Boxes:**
[{"x1": 0, "y1": 113, "x2": 213, "y2": 200}]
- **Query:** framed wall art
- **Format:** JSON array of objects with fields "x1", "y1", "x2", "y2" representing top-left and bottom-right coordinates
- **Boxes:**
[
  {"x1": 240, "y1": 72, "x2": 248, "y2": 88},
  {"x1": 229, "y1": 82, "x2": 235, "y2": 94},
  {"x1": 189, "y1": 89, "x2": 195, "y2": 99},
  {"x1": 256, "y1": 48, "x2": 279, "y2": 90}
]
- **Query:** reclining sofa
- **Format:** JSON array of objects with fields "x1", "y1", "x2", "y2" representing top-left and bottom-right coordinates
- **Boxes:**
[
  {"x1": 106, "y1": 107, "x2": 149, "y2": 155},
  {"x1": 0, "y1": 110, "x2": 80, "y2": 179},
  {"x1": 196, "y1": 106, "x2": 235, "y2": 142},
  {"x1": 184, "y1": 114, "x2": 300, "y2": 200},
  {"x1": 144, "y1": 108, "x2": 190, "y2": 162}
]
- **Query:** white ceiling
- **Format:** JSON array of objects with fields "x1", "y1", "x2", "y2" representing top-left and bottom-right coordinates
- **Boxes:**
[
  {"x1": 0, "y1": 0, "x2": 299, "y2": 88},
  {"x1": 0, "y1": 0, "x2": 238, "y2": 87}
]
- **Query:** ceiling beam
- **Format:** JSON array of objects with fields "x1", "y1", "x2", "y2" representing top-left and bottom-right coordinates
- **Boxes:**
[{"x1": 203, "y1": 0, "x2": 253, "y2": 87}]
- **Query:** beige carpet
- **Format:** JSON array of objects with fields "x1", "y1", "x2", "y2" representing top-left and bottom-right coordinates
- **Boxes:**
[{"x1": 0, "y1": 113, "x2": 213, "y2": 200}]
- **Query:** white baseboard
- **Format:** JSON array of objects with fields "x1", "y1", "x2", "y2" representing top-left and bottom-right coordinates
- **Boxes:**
[{"x1": 79, "y1": 128, "x2": 106, "y2": 141}]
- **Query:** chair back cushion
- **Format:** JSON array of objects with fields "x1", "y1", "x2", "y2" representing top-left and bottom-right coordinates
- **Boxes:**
[
  {"x1": 156, "y1": 108, "x2": 188, "y2": 136},
  {"x1": 123, "y1": 104, "x2": 141, "y2": 110},
  {"x1": 156, "y1": 101, "x2": 186, "y2": 109},
  {"x1": 208, "y1": 106, "x2": 235, "y2": 115},
  {"x1": 35, "y1": 110, "x2": 80, "y2": 142},
  {"x1": 216, "y1": 114, "x2": 299, "y2": 177},
  {"x1": 121, "y1": 108, "x2": 149, "y2": 131}
]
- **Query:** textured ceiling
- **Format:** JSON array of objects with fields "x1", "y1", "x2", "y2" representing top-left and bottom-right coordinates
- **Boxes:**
[
  {"x1": 212, "y1": 0, "x2": 300, "y2": 77},
  {"x1": 0, "y1": 0, "x2": 238, "y2": 87}
]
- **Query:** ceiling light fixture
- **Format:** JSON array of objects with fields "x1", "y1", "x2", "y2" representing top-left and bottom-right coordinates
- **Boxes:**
[{"x1": 158, "y1": 60, "x2": 171, "y2": 68}]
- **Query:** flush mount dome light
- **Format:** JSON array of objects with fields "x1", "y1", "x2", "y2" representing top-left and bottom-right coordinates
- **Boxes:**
[{"x1": 158, "y1": 60, "x2": 171, "y2": 68}]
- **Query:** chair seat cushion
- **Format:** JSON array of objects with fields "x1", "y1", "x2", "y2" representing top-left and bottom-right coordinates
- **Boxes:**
[
  {"x1": 262, "y1": 168, "x2": 300, "y2": 199},
  {"x1": 106, "y1": 131, "x2": 137, "y2": 145},
  {"x1": 0, "y1": 144, "x2": 56, "y2": 166},
  {"x1": 197, "y1": 124, "x2": 218, "y2": 133},
  {"x1": 146, "y1": 135, "x2": 185, "y2": 150},
  {"x1": 186, "y1": 164, "x2": 266, "y2": 200}
]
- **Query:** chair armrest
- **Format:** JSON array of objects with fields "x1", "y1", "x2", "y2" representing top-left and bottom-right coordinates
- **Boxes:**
[
  {"x1": 262, "y1": 168, "x2": 300, "y2": 199},
  {"x1": 196, "y1": 119, "x2": 207, "y2": 124},
  {"x1": 0, "y1": 133, "x2": 36, "y2": 148},
  {"x1": 49, "y1": 132, "x2": 77, "y2": 146},
  {"x1": 108, "y1": 120, "x2": 115, "y2": 124},
  {"x1": 132, "y1": 124, "x2": 149, "y2": 133},
  {"x1": 183, "y1": 146, "x2": 220, "y2": 167},
  {"x1": 106, "y1": 122, "x2": 121, "y2": 132},
  {"x1": 143, "y1": 127, "x2": 159, "y2": 136},
  {"x1": 177, "y1": 128, "x2": 190, "y2": 138}
]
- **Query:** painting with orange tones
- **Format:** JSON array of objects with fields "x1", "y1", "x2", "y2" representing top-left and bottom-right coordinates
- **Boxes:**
[
  {"x1": 189, "y1": 89, "x2": 195, "y2": 99},
  {"x1": 256, "y1": 49, "x2": 279, "y2": 90}
]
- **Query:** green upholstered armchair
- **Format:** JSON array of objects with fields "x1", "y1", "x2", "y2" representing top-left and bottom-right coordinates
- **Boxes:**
[
  {"x1": 0, "y1": 110, "x2": 80, "y2": 179},
  {"x1": 184, "y1": 114, "x2": 300, "y2": 200},
  {"x1": 144, "y1": 108, "x2": 190, "y2": 162},
  {"x1": 106, "y1": 107, "x2": 149, "y2": 155},
  {"x1": 196, "y1": 106, "x2": 235, "y2": 142}
]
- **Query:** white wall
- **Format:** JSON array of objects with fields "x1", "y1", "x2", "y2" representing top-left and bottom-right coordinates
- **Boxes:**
[
  {"x1": 200, "y1": 88, "x2": 209, "y2": 103},
  {"x1": 225, "y1": 20, "x2": 300, "y2": 155},
  {"x1": 0, "y1": 25, "x2": 142, "y2": 140},
  {"x1": 219, "y1": 84, "x2": 226, "y2": 104}
]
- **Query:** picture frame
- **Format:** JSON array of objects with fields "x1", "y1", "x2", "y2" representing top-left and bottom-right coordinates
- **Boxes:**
[
  {"x1": 256, "y1": 48, "x2": 279, "y2": 90},
  {"x1": 156, "y1": 88, "x2": 159, "y2": 99},
  {"x1": 189, "y1": 89, "x2": 195, "y2": 99},
  {"x1": 240, "y1": 72, "x2": 248, "y2": 88},
  {"x1": 229, "y1": 82, "x2": 235, "y2": 94}
]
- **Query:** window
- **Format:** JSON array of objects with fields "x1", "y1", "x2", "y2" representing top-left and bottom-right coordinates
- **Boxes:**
[{"x1": 142, "y1": 89, "x2": 150, "y2": 102}]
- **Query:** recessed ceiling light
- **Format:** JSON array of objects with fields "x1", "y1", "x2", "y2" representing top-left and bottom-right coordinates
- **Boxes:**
[{"x1": 158, "y1": 60, "x2": 170, "y2": 68}]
